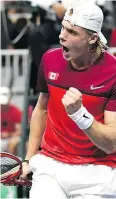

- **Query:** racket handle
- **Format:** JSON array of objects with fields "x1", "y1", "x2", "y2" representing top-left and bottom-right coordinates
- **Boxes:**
[
  {"x1": 2, "y1": 178, "x2": 32, "y2": 187},
  {"x1": 14, "y1": 178, "x2": 32, "y2": 187}
]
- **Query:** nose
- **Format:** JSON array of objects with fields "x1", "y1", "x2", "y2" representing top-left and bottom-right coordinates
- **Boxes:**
[{"x1": 59, "y1": 29, "x2": 67, "y2": 42}]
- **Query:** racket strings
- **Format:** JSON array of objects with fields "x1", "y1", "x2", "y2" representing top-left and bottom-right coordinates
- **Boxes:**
[{"x1": 0, "y1": 157, "x2": 19, "y2": 175}]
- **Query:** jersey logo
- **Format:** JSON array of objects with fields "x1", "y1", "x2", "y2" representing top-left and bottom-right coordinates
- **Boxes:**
[
  {"x1": 83, "y1": 114, "x2": 90, "y2": 119},
  {"x1": 48, "y1": 72, "x2": 59, "y2": 80},
  {"x1": 90, "y1": 85, "x2": 104, "y2": 90}
]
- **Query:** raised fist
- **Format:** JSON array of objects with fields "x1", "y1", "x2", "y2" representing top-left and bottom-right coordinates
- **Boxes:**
[{"x1": 62, "y1": 87, "x2": 82, "y2": 115}]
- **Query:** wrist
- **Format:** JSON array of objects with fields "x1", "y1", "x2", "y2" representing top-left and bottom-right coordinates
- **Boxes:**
[
  {"x1": 23, "y1": 159, "x2": 29, "y2": 164},
  {"x1": 68, "y1": 106, "x2": 94, "y2": 130}
]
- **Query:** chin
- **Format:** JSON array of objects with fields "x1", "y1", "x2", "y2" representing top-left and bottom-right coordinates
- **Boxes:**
[{"x1": 63, "y1": 53, "x2": 72, "y2": 61}]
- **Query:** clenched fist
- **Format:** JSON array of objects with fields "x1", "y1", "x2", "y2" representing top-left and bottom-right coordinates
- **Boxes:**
[{"x1": 62, "y1": 87, "x2": 82, "y2": 115}]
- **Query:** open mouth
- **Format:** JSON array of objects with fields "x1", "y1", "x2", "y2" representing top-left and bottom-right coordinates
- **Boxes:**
[{"x1": 63, "y1": 45, "x2": 69, "y2": 53}]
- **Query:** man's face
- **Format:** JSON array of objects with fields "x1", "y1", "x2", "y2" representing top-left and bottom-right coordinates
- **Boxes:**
[{"x1": 59, "y1": 20, "x2": 90, "y2": 61}]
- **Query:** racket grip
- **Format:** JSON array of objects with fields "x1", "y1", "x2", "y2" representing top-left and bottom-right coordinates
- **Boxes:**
[
  {"x1": 14, "y1": 178, "x2": 32, "y2": 187},
  {"x1": 3, "y1": 178, "x2": 32, "y2": 187}
]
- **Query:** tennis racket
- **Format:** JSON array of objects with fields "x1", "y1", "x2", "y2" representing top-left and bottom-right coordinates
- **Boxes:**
[{"x1": 0, "y1": 152, "x2": 32, "y2": 187}]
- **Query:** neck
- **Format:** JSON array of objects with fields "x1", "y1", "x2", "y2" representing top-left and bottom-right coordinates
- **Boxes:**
[{"x1": 71, "y1": 46, "x2": 102, "y2": 70}]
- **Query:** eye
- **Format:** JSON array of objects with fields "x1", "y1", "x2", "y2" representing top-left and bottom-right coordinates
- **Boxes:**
[
  {"x1": 61, "y1": 25, "x2": 64, "y2": 30},
  {"x1": 68, "y1": 29, "x2": 73, "y2": 34},
  {"x1": 68, "y1": 29, "x2": 78, "y2": 36}
]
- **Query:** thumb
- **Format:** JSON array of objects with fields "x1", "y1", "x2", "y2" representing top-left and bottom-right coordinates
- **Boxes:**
[
  {"x1": 19, "y1": 162, "x2": 30, "y2": 179},
  {"x1": 19, "y1": 173, "x2": 27, "y2": 180}
]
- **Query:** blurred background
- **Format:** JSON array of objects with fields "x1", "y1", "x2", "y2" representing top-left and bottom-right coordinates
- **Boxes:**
[{"x1": 0, "y1": 0, "x2": 116, "y2": 198}]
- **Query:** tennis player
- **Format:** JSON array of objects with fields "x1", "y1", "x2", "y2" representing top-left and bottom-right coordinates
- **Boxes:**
[{"x1": 21, "y1": 2, "x2": 116, "y2": 199}]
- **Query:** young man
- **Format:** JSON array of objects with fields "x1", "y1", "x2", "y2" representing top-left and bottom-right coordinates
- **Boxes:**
[{"x1": 21, "y1": 2, "x2": 116, "y2": 199}]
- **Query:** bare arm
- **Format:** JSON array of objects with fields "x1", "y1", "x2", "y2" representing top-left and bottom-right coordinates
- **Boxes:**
[
  {"x1": 84, "y1": 111, "x2": 116, "y2": 154},
  {"x1": 14, "y1": 123, "x2": 21, "y2": 136},
  {"x1": 25, "y1": 93, "x2": 49, "y2": 160}
]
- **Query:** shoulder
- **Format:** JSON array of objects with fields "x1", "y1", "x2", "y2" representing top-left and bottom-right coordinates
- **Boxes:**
[
  {"x1": 104, "y1": 51, "x2": 116, "y2": 67},
  {"x1": 10, "y1": 104, "x2": 21, "y2": 114},
  {"x1": 42, "y1": 48, "x2": 63, "y2": 62}
]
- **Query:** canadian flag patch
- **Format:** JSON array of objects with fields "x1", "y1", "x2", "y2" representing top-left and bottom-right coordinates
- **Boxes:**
[{"x1": 48, "y1": 72, "x2": 59, "y2": 80}]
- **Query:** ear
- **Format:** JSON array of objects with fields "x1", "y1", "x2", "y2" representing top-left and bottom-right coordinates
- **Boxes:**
[{"x1": 89, "y1": 33, "x2": 99, "y2": 44}]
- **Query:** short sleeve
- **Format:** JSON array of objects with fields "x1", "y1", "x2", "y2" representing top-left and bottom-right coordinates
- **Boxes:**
[
  {"x1": 105, "y1": 83, "x2": 116, "y2": 111},
  {"x1": 36, "y1": 55, "x2": 48, "y2": 93}
]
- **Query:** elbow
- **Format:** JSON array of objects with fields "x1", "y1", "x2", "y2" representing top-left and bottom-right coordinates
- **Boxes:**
[
  {"x1": 105, "y1": 150, "x2": 114, "y2": 154},
  {"x1": 102, "y1": 136, "x2": 116, "y2": 154},
  {"x1": 103, "y1": 145, "x2": 116, "y2": 154}
]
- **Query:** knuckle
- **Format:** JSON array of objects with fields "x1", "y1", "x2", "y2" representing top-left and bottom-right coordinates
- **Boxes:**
[
  {"x1": 69, "y1": 87, "x2": 73, "y2": 90},
  {"x1": 64, "y1": 94, "x2": 67, "y2": 98},
  {"x1": 77, "y1": 94, "x2": 82, "y2": 99}
]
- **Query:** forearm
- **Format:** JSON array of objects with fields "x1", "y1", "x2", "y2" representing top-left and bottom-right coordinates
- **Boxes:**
[
  {"x1": 25, "y1": 107, "x2": 47, "y2": 160},
  {"x1": 84, "y1": 120, "x2": 116, "y2": 154},
  {"x1": 14, "y1": 124, "x2": 21, "y2": 136}
]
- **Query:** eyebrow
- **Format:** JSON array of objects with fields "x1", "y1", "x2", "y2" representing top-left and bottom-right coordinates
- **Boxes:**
[{"x1": 62, "y1": 22, "x2": 79, "y2": 35}]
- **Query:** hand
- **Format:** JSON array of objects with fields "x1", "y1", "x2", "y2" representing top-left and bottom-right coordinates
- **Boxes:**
[
  {"x1": 62, "y1": 87, "x2": 82, "y2": 115},
  {"x1": 19, "y1": 162, "x2": 31, "y2": 180},
  {"x1": 2, "y1": 163, "x2": 31, "y2": 186}
]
